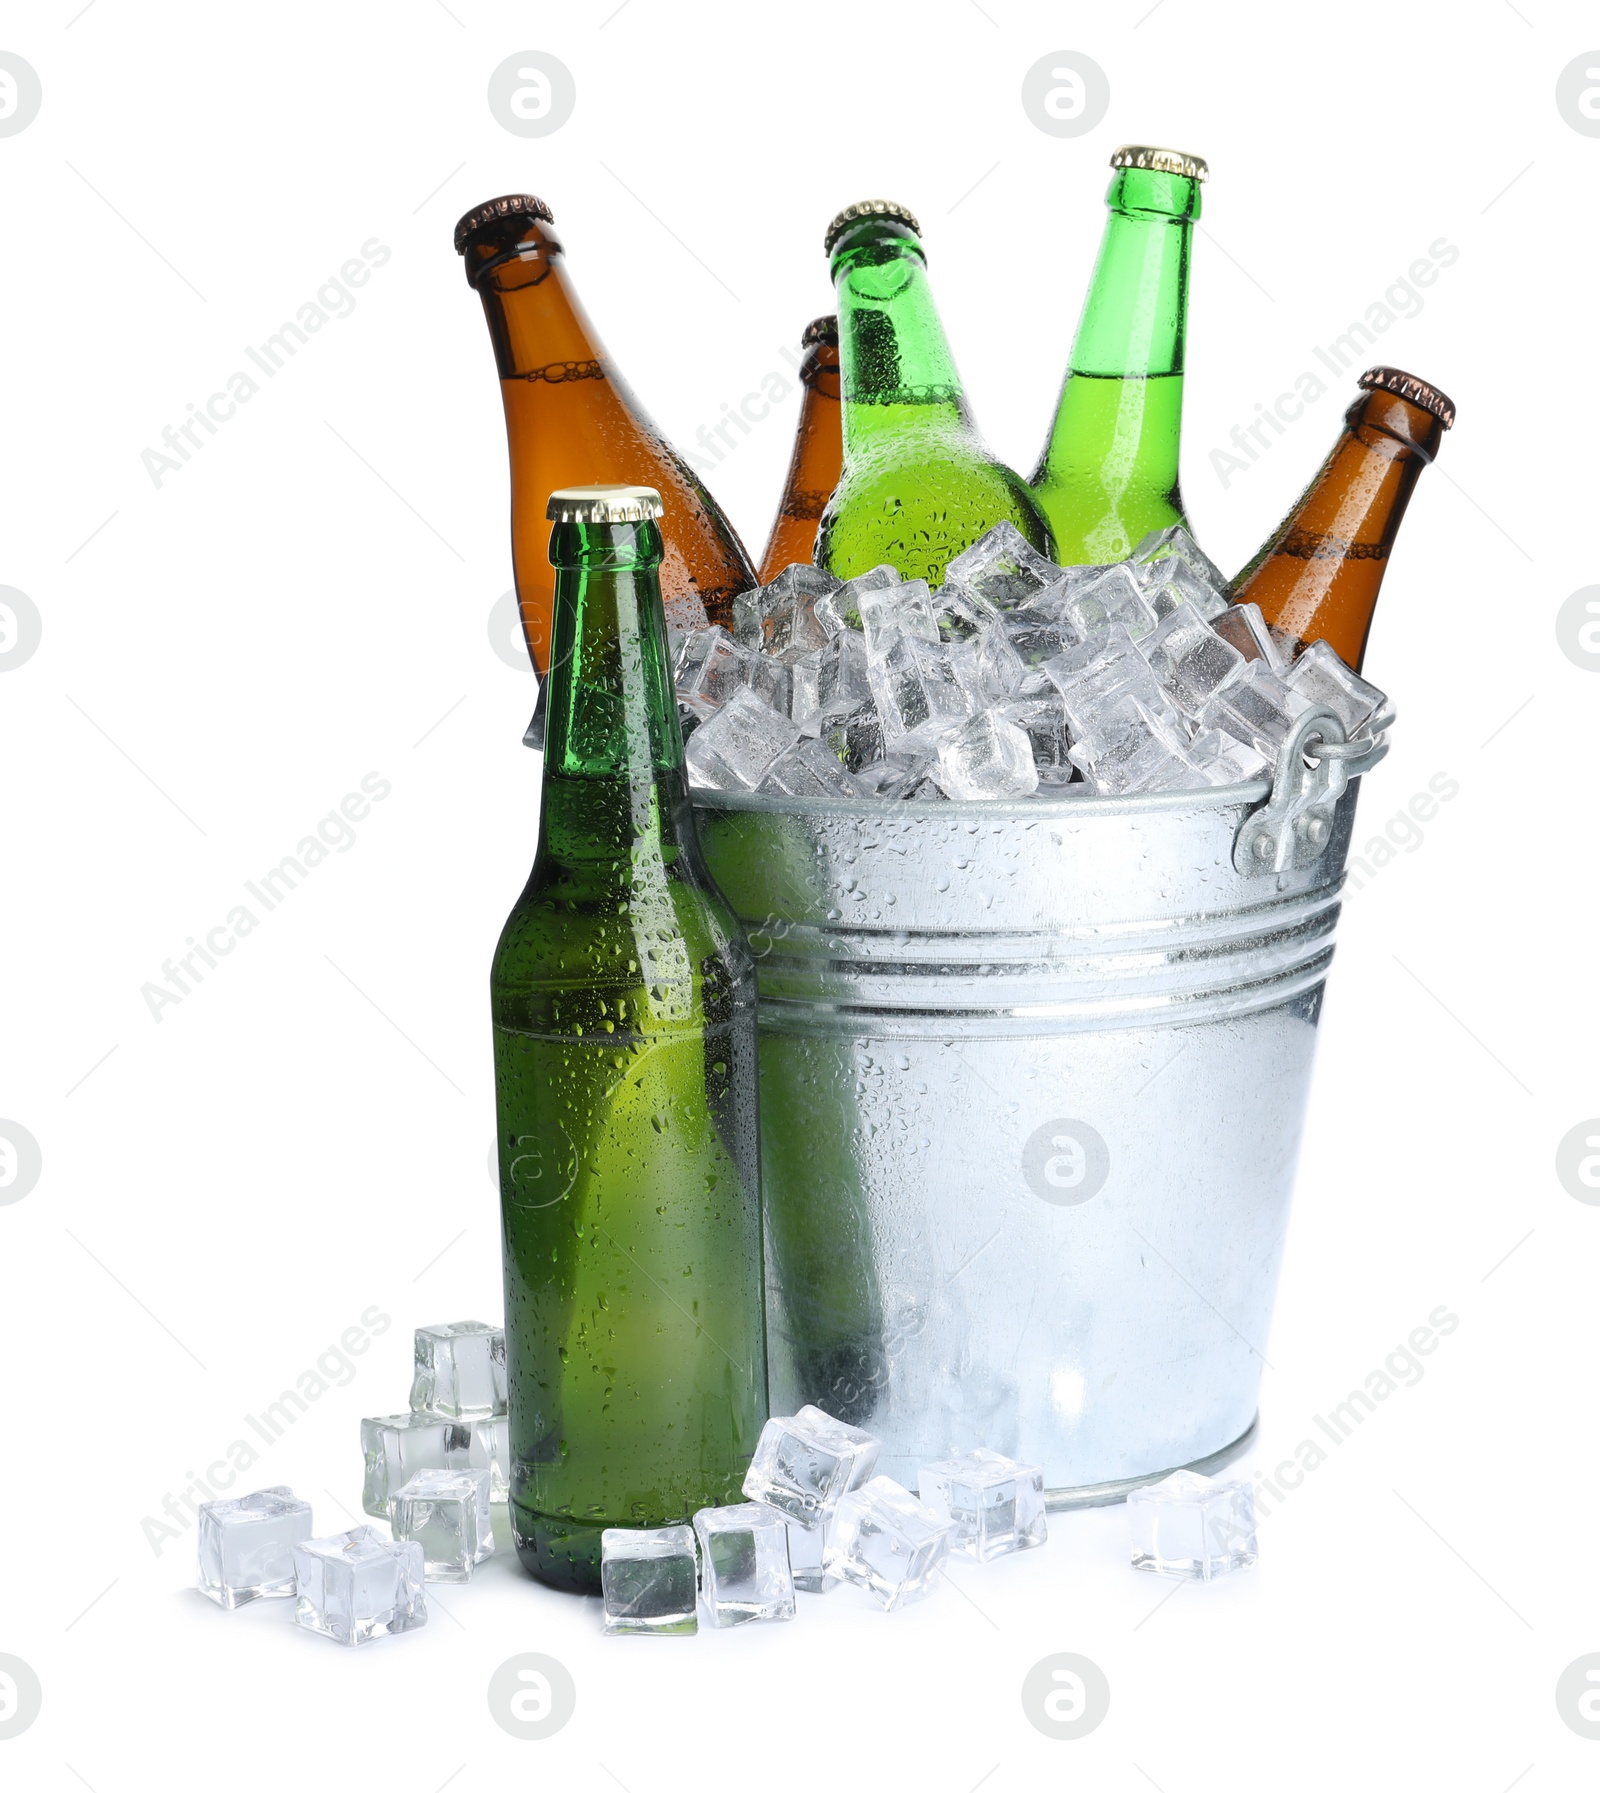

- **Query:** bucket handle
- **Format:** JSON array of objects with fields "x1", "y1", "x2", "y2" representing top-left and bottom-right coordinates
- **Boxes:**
[{"x1": 1234, "y1": 705, "x2": 1391, "y2": 876}]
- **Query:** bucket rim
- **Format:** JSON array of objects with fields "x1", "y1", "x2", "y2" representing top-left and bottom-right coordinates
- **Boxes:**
[{"x1": 689, "y1": 774, "x2": 1273, "y2": 821}]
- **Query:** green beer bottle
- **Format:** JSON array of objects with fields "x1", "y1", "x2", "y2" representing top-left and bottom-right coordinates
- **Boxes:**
[
  {"x1": 490, "y1": 483, "x2": 767, "y2": 1594},
  {"x1": 816, "y1": 200, "x2": 1051, "y2": 584},
  {"x1": 1029, "y1": 146, "x2": 1207, "y2": 565}
]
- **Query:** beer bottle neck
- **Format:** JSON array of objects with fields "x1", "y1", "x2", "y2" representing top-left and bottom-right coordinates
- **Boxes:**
[
  {"x1": 539, "y1": 519, "x2": 693, "y2": 873},
  {"x1": 470, "y1": 227, "x2": 609, "y2": 383},
  {"x1": 1069, "y1": 167, "x2": 1199, "y2": 377},
  {"x1": 832, "y1": 235, "x2": 973, "y2": 446}
]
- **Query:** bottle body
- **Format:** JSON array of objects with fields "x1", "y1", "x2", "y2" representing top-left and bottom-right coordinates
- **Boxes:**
[
  {"x1": 1030, "y1": 153, "x2": 1203, "y2": 566},
  {"x1": 757, "y1": 316, "x2": 842, "y2": 580},
  {"x1": 1229, "y1": 369, "x2": 1453, "y2": 671},
  {"x1": 490, "y1": 494, "x2": 766, "y2": 1592},
  {"x1": 457, "y1": 198, "x2": 755, "y2": 675},
  {"x1": 816, "y1": 206, "x2": 1051, "y2": 585}
]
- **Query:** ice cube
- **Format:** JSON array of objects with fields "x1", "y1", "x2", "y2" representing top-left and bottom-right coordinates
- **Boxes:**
[
  {"x1": 693, "y1": 1503, "x2": 797, "y2": 1627},
  {"x1": 1001, "y1": 695, "x2": 1073, "y2": 777},
  {"x1": 867, "y1": 636, "x2": 981, "y2": 747},
  {"x1": 467, "y1": 1413, "x2": 510, "y2": 1504},
  {"x1": 935, "y1": 711, "x2": 1040, "y2": 800},
  {"x1": 945, "y1": 521, "x2": 1058, "y2": 612},
  {"x1": 1067, "y1": 695, "x2": 1201, "y2": 796},
  {"x1": 949, "y1": 625, "x2": 1023, "y2": 704},
  {"x1": 1054, "y1": 564, "x2": 1160, "y2": 643},
  {"x1": 1129, "y1": 524, "x2": 1229, "y2": 596},
  {"x1": 197, "y1": 1486, "x2": 313, "y2": 1609},
  {"x1": 790, "y1": 630, "x2": 870, "y2": 735},
  {"x1": 293, "y1": 1526, "x2": 427, "y2": 1646},
  {"x1": 918, "y1": 1448, "x2": 1047, "y2": 1562},
  {"x1": 1187, "y1": 727, "x2": 1269, "y2": 786},
  {"x1": 932, "y1": 578, "x2": 999, "y2": 644},
  {"x1": 390, "y1": 1468, "x2": 494, "y2": 1582},
  {"x1": 734, "y1": 562, "x2": 839, "y2": 654},
  {"x1": 601, "y1": 1524, "x2": 699, "y2": 1636},
  {"x1": 1128, "y1": 1469, "x2": 1258, "y2": 1581},
  {"x1": 675, "y1": 625, "x2": 791, "y2": 719},
  {"x1": 1042, "y1": 623, "x2": 1185, "y2": 756},
  {"x1": 858, "y1": 577, "x2": 940, "y2": 659},
  {"x1": 852, "y1": 753, "x2": 933, "y2": 799},
  {"x1": 410, "y1": 1321, "x2": 506, "y2": 1422},
  {"x1": 823, "y1": 1475, "x2": 954, "y2": 1610},
  {"x1": 743, "y1": 1404, "x2": 881, "y2": 1529},
  {"x1": 784, "y1": 1517, "x2": 838, "y2": 1593},
  {"x1": 1282, "y1": 638, "x2": 1385, "y2": 736},
  {"x1": 1138, "y1": 551, "x2": 1229, "y2": 622},
  {"x1": 1197, "y1": 660, "x2": 1299, "y2": 761},
  {"x1": 1209, "y1": 600, "x2": 1285, "y2": 672},
  {"x1": 361, "y1": 1413, "x2": 474, "y2": 1518},
  {"x1": 761, "y1": 735, "x2": 860, "y2": 798},
  {"x1": 684, "y1": 686, "x2": 805, "y2": 791},
  {"x1": 815, "y1": 563, "x2": 900, "y2": 638},
  {"x1": 1141, "y1": 601, "x2": 1247, "y2": 719},
  {"x1": 820, "y1": 699, "x2": 885, "y2": 772},
  {"x1": 1002, "y1": 608, "x2": 1078, "y2": 690}
]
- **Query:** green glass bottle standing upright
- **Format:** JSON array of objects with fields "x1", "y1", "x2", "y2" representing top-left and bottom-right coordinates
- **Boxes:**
[
  {"x1": 815, "y1": 200, "x2": 1052, "y2": 584},
  {"x1": 490, "y1": 484, "x2": 767, "y2": 1595},
  {"x1": 1029, "y1": 146, "x2": 1207, "y2": 565}
]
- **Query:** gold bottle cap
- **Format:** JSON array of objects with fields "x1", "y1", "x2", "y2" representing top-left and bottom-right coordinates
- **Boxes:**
[
  {"x1": 801, "y1": 314, "x2": 839, "y2": 348},
  {"x1": 1110, "y1": 145, "x2": 1209, "y2": 181},
  {"x1": 824, "y1": 200, "x2": 921, "y2": 255},
  {"x1": 1359, "y1": 366, "x2": 1456, "y2": 429},
  {"x1": 454, "y1": 193, "x2": 554, "y2": 255},
  {"x1": 545, "y1": 484, "x2": 664, "y2": 523}
]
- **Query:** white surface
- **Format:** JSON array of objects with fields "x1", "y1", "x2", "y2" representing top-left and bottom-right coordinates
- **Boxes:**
[{"x1": 0, "y1": 0, "x2": 1592, "y2": 1785}]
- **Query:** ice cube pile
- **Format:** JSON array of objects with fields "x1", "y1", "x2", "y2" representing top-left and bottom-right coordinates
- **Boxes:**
[
  {"x1": 675, "y1": 524, "x2": 1388, "y2": 801},
  {"x1": 599, "y1": 1404, "x2": 1050, "y2": 1632},
  {"x1": 196, "y1": 1320, "x2": 512, "y2": 1646}
]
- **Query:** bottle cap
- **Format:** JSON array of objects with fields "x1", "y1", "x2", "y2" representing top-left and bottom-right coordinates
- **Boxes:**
[
  {"x1": 454, "y1": 194, "x2": 554, "y2": 255},
  {"x1": 801, "y1": 314, "x2": 839, "y2": 348},
  {"x1": 824, "y1": 200, "x2": 920, "y2": 255},
  {"x1": 1358, "y1": 366, "x2": 1456, "y2": 429},
  {"x1": 545, "y1": 484, "x2": 664, "y2": 523},
  {"x1": 1110, "y1": 145, "x2": 1209, "y2": 181}
]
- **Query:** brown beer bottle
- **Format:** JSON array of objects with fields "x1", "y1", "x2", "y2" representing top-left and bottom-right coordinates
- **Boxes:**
[
  {"x1": 455, "y1": 195, "x2": 756, "y2": 674},
  {"x1": 757, "y1": 315, "x2": 842, "y2": 579},
  {"x1": 1229, "y1": 365, "x2": 1454, "y2": 671}
]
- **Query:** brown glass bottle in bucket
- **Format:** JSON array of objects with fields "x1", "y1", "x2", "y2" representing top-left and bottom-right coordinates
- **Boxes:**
[
  {"x1": 455, "y1": 195, "x2": 756, "y2": 674},
  {"x1": 1228, "y1": 366, "x2": 1454, "y2": 671},
  {"x1": 757, "y1": 315, "x2": 842, "y2": 580}
]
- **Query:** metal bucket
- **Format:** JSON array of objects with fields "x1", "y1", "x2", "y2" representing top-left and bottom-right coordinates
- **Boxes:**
[{"x1": 691, "y1": 708, "x2": 1388, "y2": 1506}]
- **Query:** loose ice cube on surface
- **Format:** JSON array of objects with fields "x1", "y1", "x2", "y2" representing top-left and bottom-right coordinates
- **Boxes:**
[
  {"x1": 684, "y1": 687, "x2": 805, "y2": 791},
  {"x1": 693, "y1": 1503, "x2": 797, "y2": 1627},
  {"x1": 858, "y1": 577, "x2": 939, "y2": 659},
  {"x1": 945, "y1": 521, "x2": 1058, "y2": 612},
  {"x1": 1053, "y1": 564, "x2": 1159, "y2": 642},
  {"x1": 784, "y1": 1518, "x2": 838, "y2": 1593},
  {"x1": 918, "y1": 1448, "x2": 1047, "y2": 1562},
  {"x1": 675, "y1": 625, "x2": 790, "y2": 719},
  {"x1": 1130, "y1": 524, "x2": 1229, "y2": 596},
  {"x1": 935, "y1": 710, "x2": 1040, "y2": 800},
  {"x1": 1197, "y1": 660, "x2": 1298, "y2": 761},
  {"x1": 361, "y1": 1413, "x2": 473, "y2": 1518},
  {"x1": 1138, "y1": 551, "x2": 1229, "y2": 622},
  {"x1": 743, "y1": 1404, "x2": 881, "y2": 1529},
  {"x1": 823, "y1": 1475, "x2": 954, "y2": 1610},
  {"x1": 1209, "y1": 600, "x2": 1285, "y2": 672},
  {"x1": 294, "y1": 1527, "x2": 427, "y2": 1646},
  {"x1": 601, "y1": 1525, "x2": 699, "y2": 1636},
  {"x1": 466, "y1": 1413, "x2": 510, "y2": 1504},
  {"x1": 410, "y1": 1321, "x2": 506, "y2": 1421},
  {"x1": 1142, "y1": 601, "x2": 1247, "y2": 719},
  {"x1": 867, "y1": 636, "x2": 981, "y2": 746},
  {"x1": 197, "y1": 1487, "x2": 313, "y2": 1609},
  {"x1": 390, "y1": 1468, "x2": 493, "y2": 1582},
  {"x1": 1128, "y1": 1469, "x2": 1257, "y2": 1581},
  {"x1": 1282, "y1": 638, "x2": 1385, "y2": 736},
  {"x1": 761, "y1": 735, "x2": 860, "y2": 798}
]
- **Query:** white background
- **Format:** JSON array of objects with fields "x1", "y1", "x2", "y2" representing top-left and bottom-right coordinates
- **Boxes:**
[{"x1": 1, "y1": 0, "x2": 1594, "y2": 1786}]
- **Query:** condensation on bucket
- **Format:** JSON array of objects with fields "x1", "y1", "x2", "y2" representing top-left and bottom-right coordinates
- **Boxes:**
[{"x1": 692, "y1": 774, "x2": 1364, "y2": 1504}]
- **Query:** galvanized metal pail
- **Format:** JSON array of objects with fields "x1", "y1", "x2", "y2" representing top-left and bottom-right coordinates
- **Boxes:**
[{"x1": 691, "y1": 708, "x2": 1387, "y2": 1506}]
